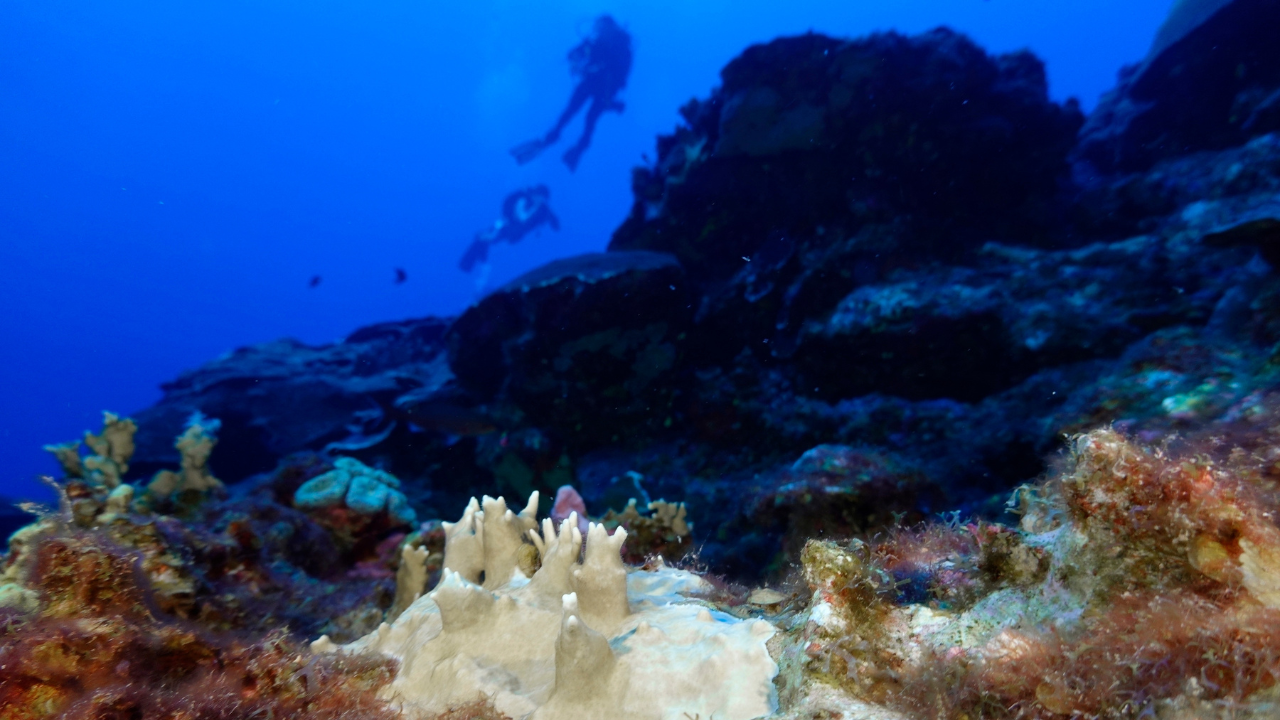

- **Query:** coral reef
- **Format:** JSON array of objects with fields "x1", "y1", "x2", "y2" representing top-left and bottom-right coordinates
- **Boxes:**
[
  {"x1": 44, "y1": 411, "x2": 137, "y2": 489},
  {"x1": 547, "y1": 484, "x2": 694, "y2": 564},
  {"x1": 0, "y1": 524, "x2": 398, "y2": 720},
  {"x1": 747, "y1": 445, "x2": 940, "y2": 569},
  {"x1": 778, "y1": 424, "x2": 1280, "y2": 719},
  {"x1": 13, "y1": 3, "x2": 1280, "y2": 717},
  {"x1": 41, "y1": 410, "x2": 227, "y2": 522},
  {"x1": 612, "y1": 29, "x2": 1082, "y2": 279},
  {"x1": 129, "y1": 316, "x2": 456, "y2": 483},
  {"x1": 317, "y1": 493, "x2": 777, "y2": 720},
  {"x1": 115, "y1": 11, "x2": 1280, "y2": 585},
  {"x1": 599, "y1": 497, "x2": 693, "y2": 565},
  {"x1": 9, "y1": 420, "x2": 410, "y2": 642}
]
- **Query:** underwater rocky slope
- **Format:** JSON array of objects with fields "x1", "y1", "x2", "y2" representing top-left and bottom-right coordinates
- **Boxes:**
[{"x1": 6, "y1": 0, "x2": 1280, "y2": 718}]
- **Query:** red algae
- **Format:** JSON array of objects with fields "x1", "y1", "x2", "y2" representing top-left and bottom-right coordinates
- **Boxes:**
[
  {"x1": 791, "y1": 419, "x2": 1280, "y2": 719},
  {"x1": 424, "y1": 698, "x2": 514, "y2": 720},
  {"x1": 0, "y1": 528, "x2": 398, "y2": 720},
  {"x1": 895, "y1": 591, "x2": 1280, "y2": 719}
]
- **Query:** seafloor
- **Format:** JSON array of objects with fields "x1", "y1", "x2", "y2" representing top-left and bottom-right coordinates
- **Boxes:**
[{"x1": 6, "y1": 1, "x2": 1280, "y2": 718}]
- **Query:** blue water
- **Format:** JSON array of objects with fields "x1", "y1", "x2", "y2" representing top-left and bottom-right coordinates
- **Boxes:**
[{"x1": 0, "y1": 0, "x2": 1172, "y2": 502}]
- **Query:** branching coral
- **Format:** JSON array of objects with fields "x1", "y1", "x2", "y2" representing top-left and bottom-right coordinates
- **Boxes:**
[
  {"x1": 145, "y1": 411, "x2": 224, "y2": 507},
  {"x1": 7, "y1": 448, "x2": 398, "y2": 641},
  {"x1": 43, "y1": 413, "x2": 141, "y2": 526},
  {"x1": 315, "y1": 492, "x2": 778, "y2": 720},
  {"x1": 600, "y1": 498, "x2": 693, "y2": 564},
  {"x1": 43, "y1": 411, "x2": 138, "y2": 489},
  {"x1": 42, "y1": 411, "x2": 225, "y2": 522},
  {"x1": 549, "y1": 484, "x2": 694, "y2": 565},
  {"x1": 387, "y1": 521, "x2": 447, "y2": 623}
]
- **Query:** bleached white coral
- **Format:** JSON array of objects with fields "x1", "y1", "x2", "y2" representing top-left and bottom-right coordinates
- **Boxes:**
[{"x1": 314, "y1": 493, "x2": 778, "y2": 720}]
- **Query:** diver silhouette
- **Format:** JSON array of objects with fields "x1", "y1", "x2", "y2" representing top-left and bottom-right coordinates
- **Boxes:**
[
  {"x1": 510, "y1": 15, "x2": 632, "y2": 172},
  {"x1": 459, "y1": 185, "x2": 561, "y2": 273}
]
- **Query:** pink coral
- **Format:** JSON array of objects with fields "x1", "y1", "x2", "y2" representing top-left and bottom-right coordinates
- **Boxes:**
[{"x1": 550, "y1": 485, "x2": 591, "y2": 535}]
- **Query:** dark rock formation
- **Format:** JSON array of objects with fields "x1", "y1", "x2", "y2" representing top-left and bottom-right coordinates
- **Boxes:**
[
  {"x1": 0, "y1": 502, "x2": 32, "y2": 548},
  {"x1": 747, "y1": 445, "x2": 942, "y2": 562},
  {"x1": 113, "y1": 17, "x2": 1280, "y2": 582},
  {"x1": 1076, "y1": 0, "x2": 1280, "y2": 173},
  {"x1": 791, "y1": 235, "x2": 1229, "y2": 403},
  {"x1": 131, "y1": 317, "x2": 457, "y2": 484},
  {"x1": 1073, "y1": 131, "x2": 1280, "y2": 238},
  {"x1": 610, "y1": 29, "x2": 1083, "y2": 282},
  {"x1": 1203, "y1": 199, "x2": 1280, "y2": 268},
  {"x1": 604, "y1": 29, "x2": 1087, "y2": 405},
  {"x1": 447, "y1": 251, "x2": 691, "y2": 450}
]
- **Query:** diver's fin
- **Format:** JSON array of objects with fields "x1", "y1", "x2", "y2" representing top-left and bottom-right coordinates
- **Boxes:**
[
  {"x1": 459, "y1": 240, "x2": 490, "y2": 273},
  {"x1": 510, "y1": 138, "x2": 548, "y2": 165},
  {"x1": 563, "y1": 144, "x2": 585, "y2": 172}
]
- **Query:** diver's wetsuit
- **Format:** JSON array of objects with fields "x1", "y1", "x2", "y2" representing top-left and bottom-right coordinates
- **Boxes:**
[
  {"x1": 459, "y1": 186, "x2": 561, "y2": 272},
  {"x1": 510, "y1": 15, "x2": 632, "y2": 171}
]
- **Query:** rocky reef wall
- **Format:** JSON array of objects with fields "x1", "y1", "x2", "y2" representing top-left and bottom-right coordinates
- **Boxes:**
[{"x1": 112, "y1": 5, "x2": 1280, "y2": 583}]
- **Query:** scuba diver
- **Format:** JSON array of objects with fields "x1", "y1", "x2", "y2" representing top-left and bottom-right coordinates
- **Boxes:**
[
  {"x1": 459, "y1": 185, "x2": 560, "y2": 274},
  {"x1": 510, "y1": 15, "x2": 632, "y2": 172}
]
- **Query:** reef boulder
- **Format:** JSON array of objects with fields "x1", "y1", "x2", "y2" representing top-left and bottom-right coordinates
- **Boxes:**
[
  {"x1": 791, "y1": 234, "x2": 1226, "y2": 403},
  {"x1": 446, "y1": 251, "x2": 692, "y2": 450},
  {"x1": 130, "y1": 317, "x2": 455, "y2": 482},
  {"x1": 611, "y1": 28, "x2": 1084, "y2": 281},
  {"x1": 1077, "y1": 0, "x2": 1280, "y2": 173},
  {"x1": 748, "y1": 444, "x2": 942, "y2": 562}
]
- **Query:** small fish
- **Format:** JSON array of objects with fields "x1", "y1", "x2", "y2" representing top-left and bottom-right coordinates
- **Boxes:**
[
  {"x1": 399, "y1": 403, "x2": 498, "y2": 437},
  {"x1": 387, "y1": 390, "x2": 499, "y2": 437},
  {"x1": 309, "y1": 275, "x2": 322, "y2": 288},
  {"x1": 394, "y1": 268, "x2": 408, "y2": 284}
]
